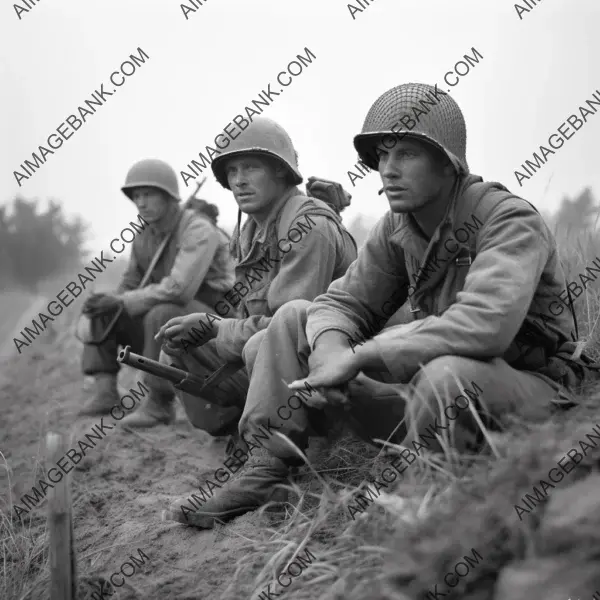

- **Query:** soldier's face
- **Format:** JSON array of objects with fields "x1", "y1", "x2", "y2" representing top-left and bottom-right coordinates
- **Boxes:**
[
  {"x1": 225, "y1": 155, "x2": 287, "y2": 217},
  {"x1": 130, "y1": 187, "x2": 171, "y2": 222},
  {"x1": 377, "y1": 138, "x2": 454, "y2": 213}
]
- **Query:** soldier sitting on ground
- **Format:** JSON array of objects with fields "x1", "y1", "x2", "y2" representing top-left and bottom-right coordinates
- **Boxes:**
[
  {"x1": 78, "y1": 158, "x2": 235, "y2": 426},
  {"x1": 160, "y1": 83, "x2": 600, "y2": 529},
  {"x1": 144, "y1": 116, "x2": 358, "y2": 444}
]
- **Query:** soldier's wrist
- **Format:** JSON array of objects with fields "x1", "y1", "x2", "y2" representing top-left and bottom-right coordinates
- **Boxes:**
[
  {"x1": 313, "y1": 329, "x2": 353, "y2": 353},
  {"x1": 352, "y1": 340, "x2": 385, "y2": 371}
]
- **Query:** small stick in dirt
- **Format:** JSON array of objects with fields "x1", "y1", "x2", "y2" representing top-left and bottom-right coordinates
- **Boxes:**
[{"x1": 46, "y1": 432, "x2": 77, "y2": 600}]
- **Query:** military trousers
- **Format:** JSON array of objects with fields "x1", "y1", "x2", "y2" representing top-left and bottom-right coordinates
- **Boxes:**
[
  {"x1": 82, "y1": 300, "x2": 214, "y2": 376},
  {"x1": 236, "y1": 299, "x2": 567, "y2": 461},
  {"x1": 143, "y1": 332, "x2": 264, "y2": 436}
]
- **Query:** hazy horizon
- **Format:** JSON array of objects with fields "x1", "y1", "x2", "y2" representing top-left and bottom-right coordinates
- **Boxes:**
[{"x1": 2, "y1": 0, "x2": 599, "y2": 251}]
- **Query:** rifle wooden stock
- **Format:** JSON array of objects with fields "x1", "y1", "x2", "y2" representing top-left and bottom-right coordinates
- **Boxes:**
[{"x1": 117, "y1": 345, "x2": 242, "y2": 397}]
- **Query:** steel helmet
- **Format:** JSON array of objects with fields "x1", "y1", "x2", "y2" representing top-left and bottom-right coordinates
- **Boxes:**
[
  {"x1": 354, "y1": 83, "x2": 468, "y2": 173},
  {"x1": 211, "y1": 116, "x2": 303, "y2": 189},
  {"x1": 121, "y1": 158, "x2": 181, "y2": 201}
]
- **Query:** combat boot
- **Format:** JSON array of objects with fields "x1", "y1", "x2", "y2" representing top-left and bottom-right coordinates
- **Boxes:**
[
  {"x1": 78, "y1": 373, "x2": 119, "y2": 416},
  {"x1": 120, "y1": 389, "x2": 175, "y2": 428},
  {"x1": 162, "y1": 445, "x2": 290, "y2": 529}
]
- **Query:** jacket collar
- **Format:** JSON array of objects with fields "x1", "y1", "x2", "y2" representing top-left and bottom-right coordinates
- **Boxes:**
[
  {"x1": 233, "y1": 186, "x2": 302, "y2": 260},
  {"x1": 249, "y1": 186, "x2": 302, "y2": 242}
]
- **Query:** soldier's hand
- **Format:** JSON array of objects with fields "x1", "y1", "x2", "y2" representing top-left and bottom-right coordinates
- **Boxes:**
[
  {"x1": 155, "y1": 312, "x2": 219, "y2": 348},
  {"x1": 289, "y1": 346, "x2": 360, "y2": 394},
  {"x1": 161, "y1": 339, "x2": 186, "y2": 358},
  {"x1": 293, "y1": 385, "x2": 351, "y2": 410},
  {"x1": 82, "y1": 293, "x2": 123, "y2": 316},
  {"x1": 306, "y1": 176, "x2": 352, "y2": 214},
  {"x1": 307, "y1": 331, "x2": 351, "y2": 375}
]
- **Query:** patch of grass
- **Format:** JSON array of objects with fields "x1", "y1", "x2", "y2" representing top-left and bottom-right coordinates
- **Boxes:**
[{"x1": 2, "y1": 210, "x2": 600, "y2": 599}]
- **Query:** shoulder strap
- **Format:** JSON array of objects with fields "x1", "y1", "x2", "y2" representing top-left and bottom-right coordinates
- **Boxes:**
[
  {"x1": 277, "y1": 194, "x2": 306, "y2": 235},
  {"x1": 459, "y1": 183, "x2": 536, "y2": 258},
  {"x1": 139, "y1": 213, "x2": 183, "y2": 288},
  {"x1": 277, "y1": 193, "x2": 351, "y2": 241}
]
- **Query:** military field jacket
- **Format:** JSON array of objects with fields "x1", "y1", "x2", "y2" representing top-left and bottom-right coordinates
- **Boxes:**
[
  {"x1": 305, "y1": 174, "x2": 575, "y2": 383},
  {"x1": 214, "y1": 186, "x2": 357, "y2": 362},
  {"x1": 118, "y1": 205, "x2": 235, "y2": 317}
]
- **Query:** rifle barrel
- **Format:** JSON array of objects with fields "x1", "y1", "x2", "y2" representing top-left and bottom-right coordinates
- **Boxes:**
[{"x1": 117, "y1": 346, "x2": 204, "y2": 385}]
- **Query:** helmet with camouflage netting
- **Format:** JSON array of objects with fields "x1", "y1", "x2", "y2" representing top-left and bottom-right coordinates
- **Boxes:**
[{"x1": 353, "y1": 83, "x2": 468, "y2": 173}]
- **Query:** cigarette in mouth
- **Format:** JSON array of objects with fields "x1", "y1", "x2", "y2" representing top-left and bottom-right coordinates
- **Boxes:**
[{"x1": 378, "y1": 188, "x2": 385, "y2": 195}]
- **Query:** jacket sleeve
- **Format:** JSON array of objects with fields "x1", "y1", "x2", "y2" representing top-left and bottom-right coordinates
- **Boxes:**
[
  {"x1": 305, "y1": 212, "x2": 410, "y2": 348},
  {"x1": 373, "y1": 199, "x2": 551, "y2": 382},
  {"x1": 214, "y1": 215, "x2": 348, "y2": 363},
  {"x1": 116, "y1": 251, "x2": 143, "y2": 293},
  {"x1": 119, "y1": 216, "x2": 219, "y2": 317}
]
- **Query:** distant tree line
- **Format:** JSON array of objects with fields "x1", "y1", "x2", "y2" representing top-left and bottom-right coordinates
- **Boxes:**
[
  {"x1": 550, "y1": 186, "x2": 599, "y2": 236},
  {"x1": 0, "y1": 197, "x2": 88, "y2": 292}
]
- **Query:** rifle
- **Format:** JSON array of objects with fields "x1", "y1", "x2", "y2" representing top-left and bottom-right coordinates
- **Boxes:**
[
  {"x1": 183, "y1": 176, "x2": 208, "y2": 207},
  {"x1": 118, "y1": 344, "x2": 243, "y2": 395},
  {"x1": 118, "y1": 345, "x2": 244, "y2": 431},
  {"x1": 77, "y1": 178, "x2": 208, "y2": 346}
]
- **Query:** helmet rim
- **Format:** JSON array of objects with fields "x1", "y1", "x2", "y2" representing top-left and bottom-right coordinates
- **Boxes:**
[
  {"x1": 353, "y1": 131, "x2": 464, "y2": 173},
  {"x1": 121, "y1": 182, "x2": 179, "y2": 200},
  {"x1": 211, "y1": 148, "x2": 303, "y2": 190}
]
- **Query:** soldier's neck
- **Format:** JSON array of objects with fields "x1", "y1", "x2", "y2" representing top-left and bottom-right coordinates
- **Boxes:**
[
  {"x1": 411, "y1": 177, "x2": 457, "y2": 240},
  {"x1": 250, "y1": 186, "x2": 297, "y2": 229}
]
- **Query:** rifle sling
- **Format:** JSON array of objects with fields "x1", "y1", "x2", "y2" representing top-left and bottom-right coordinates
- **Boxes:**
[{"x1": 138, "y1": 213, "x2": 183, "y2": 288}]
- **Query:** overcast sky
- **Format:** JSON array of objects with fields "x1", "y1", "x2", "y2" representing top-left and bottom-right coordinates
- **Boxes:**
[{"x1": 1, "y1": 0, "x2": 598, "y2": 250}]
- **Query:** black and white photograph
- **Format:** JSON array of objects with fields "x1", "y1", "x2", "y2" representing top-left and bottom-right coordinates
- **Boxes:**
[{"x1": 2, "y1": 1, "x2": 600, "y2": 598}]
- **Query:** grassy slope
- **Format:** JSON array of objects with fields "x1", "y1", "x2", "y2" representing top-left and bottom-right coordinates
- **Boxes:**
[{"x1": 1, "y1": 226, "x2": 600, "y2": 600}]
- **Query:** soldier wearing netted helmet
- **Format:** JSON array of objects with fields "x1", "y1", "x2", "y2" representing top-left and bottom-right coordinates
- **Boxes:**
[
  {"x1": 78, "y1": 158, "x2": 235, "y2": 424},
  {"x1": 160, "y1": 82, "x2": 600, "y2": 529},
  {"x1": 149, "y1": 116, "x2": 357, "y2": 446}
]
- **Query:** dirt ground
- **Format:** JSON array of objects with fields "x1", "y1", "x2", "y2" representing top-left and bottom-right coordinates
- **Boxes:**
[
  {"x1": 2, "y1": 290, "x2": 338, "y2": 600},
  {"x1": 4, "y1": 285, "x2": 600, "y2": 600}
]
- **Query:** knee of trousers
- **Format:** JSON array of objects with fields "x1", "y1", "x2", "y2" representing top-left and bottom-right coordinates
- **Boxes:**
[
  {"x1": 410, "y1": 355, "x2": 482, "y2": 411},
  {"x1": 270, "y1": 298, "x2": 312, "y2": 336},
  {"x1": 142, "y1": 303, "x2": 186, "y2": 336},
  {"x1": 242, "y1": 329, "x2": 267, "y2": 369}
]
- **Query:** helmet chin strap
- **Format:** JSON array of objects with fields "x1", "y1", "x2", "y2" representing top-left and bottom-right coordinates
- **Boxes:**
[{"x1": 235, "y1": 208, "x2": 242, "y2": 262}]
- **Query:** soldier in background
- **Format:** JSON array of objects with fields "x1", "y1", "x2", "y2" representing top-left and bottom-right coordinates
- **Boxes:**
[
  {"x1": 79, "y1": 158, "x2": 235, "y2": 428},
  {"x1": 149, "y1": 115, "x2": 357, "y2": 444}
]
